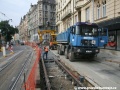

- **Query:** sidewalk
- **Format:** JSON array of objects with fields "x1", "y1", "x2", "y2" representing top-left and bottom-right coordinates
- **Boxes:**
[
  {"x1": 0, "y1": 49, "x2": 14, "y2": 60},
  {"x1": 98, "y1": 49, "x2": 120, "y2": 62}
]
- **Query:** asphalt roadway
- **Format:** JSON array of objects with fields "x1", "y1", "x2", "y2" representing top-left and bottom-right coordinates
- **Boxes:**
[{"x1": 0, "y1": 45, "x2": 35, "y2": 90}]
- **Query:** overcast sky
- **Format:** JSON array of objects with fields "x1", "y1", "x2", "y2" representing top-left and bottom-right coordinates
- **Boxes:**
[{"x1": 0, "y1": 0, "x2": 38, "y2": 27}]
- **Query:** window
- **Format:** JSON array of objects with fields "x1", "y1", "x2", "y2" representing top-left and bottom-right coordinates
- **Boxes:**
[
  {"x1": 51, "y1": 5, "x2": 52, "y2": 10},
  {"x1": 76, "y1": 26, "x2": 80, "y2": 35},
  {"x1": 97, "y1": 2, "x2": 100, "y2": 19},
  {"x1": 86, "y1": 7, "x2": 90, "y2": 21},
  {"x1": 75, "y1": 15, "x2": 77, "y2": 22},
  {"x1": 81, "y1": 26, "x2": 98, "y2": 36},
  {"x1": 59, "y1": 14, "x2": 60, "y2": 20},
  {"x1": 106, "y1": 31, "x2": 116, "y2": 49},
  {"x1": 102, "y1": 0, "x2": 106, "y2": 17},
  {"x1": 45, "y1": 5, "x2": 47, "y2": 10},
  {"x1": 45, "y1": 11, "x2": 48, "y2": 17},
  {"x1": 75, "y1": 25, "x2": 98, "y2": 36},
  {"x1": 59, "y1": 3, "x2": 60, "y2": 9}
]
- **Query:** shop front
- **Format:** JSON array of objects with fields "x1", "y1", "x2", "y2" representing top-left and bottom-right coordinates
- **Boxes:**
[{"x1": 97, "y1": 17, "x2": 120, "y2": 50}]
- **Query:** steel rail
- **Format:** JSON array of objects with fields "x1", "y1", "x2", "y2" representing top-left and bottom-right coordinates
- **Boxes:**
[
  {"x1": 0, "y1": 51, "x2": 23, "y2": 72},
  {"x1": 41, "y1": 58, "x2": 52, "y2": 90},
  {"x1": 10, "y1": 52, "x2": 33, "y2": 90},
  {"x1": 41, "y1": 58, "x2": 85, "y2": 89},
  {"x1": 54, "y1": 59, "x2": 84, "y2": 87}
]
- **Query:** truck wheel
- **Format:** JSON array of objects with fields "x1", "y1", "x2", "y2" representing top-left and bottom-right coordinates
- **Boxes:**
[
  {"x1": 65, "y1": 48, "x2": 68, "y2": 59},
  {"x1": 69, "y1": 51, "x2": 74, "y2": 62}
]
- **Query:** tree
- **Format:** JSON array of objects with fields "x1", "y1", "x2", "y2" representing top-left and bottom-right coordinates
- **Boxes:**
[{"x1": 0, "y1": 20, "x2": 18, "y2": 42}]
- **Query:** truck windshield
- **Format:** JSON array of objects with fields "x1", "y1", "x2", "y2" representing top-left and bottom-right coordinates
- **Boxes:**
[{"x1": 76, "y1": 25, "x2": 98, "y2": 36}]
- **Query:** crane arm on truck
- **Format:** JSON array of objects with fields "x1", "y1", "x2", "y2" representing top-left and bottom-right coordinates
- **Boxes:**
[
  {"x1": 38, "y1": 30, "x2": 56, "y2": 42},
  {"x1": 38, "y1": 30, "x2": 57, "y2": 49}
]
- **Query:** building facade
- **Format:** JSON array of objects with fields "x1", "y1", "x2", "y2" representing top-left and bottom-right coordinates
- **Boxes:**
[
  {"x1": 19, "y1": 0, "x2": 56, "y2": 42},
  {"x1": 56, "y1": 0, "x2": 120, "y2": 50},
  {"x1": 19, "y1": 14, "x2": 28, "y2": 42},
  {"x1": 38, "y1": 0, "x2": 56, "y2": 30},
  {"x1": 28, "y1": 4, "x2": 38, "y2": 42}
]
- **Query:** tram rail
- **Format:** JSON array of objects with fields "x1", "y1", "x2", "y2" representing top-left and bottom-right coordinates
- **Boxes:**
[
  {"x1": 9, "y1": 51, "x2": 33, "y2": 90},
  {"x1": 40, "y1": 53, "x2": 98, "y2": 90},
  {"x1": 0, "y1": 51, "x2": 23, "y2": 72}
]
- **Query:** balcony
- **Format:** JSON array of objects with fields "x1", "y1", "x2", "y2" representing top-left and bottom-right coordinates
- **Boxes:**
[
  {"x1": 61, "y1": 9, "x2": 72, "y2": 20},
  {"x1": 56, "y1": 20, "x2": 62, "y2": 25},
  {"x1": 75, "y1": 0, "x2": 84, "y2": 10}
]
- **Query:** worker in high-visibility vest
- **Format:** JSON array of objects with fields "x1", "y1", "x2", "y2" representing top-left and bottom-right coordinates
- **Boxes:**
[{"x1": 43, "y1": 46, "x2": 49, "y2": 60}]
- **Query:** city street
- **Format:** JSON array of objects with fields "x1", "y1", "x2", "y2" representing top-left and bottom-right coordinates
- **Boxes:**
[
  {"x1": 0, "y1": 45, "x2": 35, "y2": 90},
  {"x1": 0, "y1": 0, "x2": 120, "y2": 90}
]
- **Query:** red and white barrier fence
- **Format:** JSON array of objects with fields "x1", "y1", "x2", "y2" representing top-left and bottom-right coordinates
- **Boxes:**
[{"x1": 24, "y1": 42, "x2": 41, "y2": 90}]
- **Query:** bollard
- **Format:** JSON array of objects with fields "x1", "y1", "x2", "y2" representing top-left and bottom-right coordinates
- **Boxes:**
[{"x1": 2, "y1": 46, "x2": 6, "y2": 57}]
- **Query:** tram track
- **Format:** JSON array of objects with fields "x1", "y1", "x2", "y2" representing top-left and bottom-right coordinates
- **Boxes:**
[
  {"x1": 48, "y1": 50, "x2": 120, "y2": 89},
  {"x1": 0, "y1": 50, "x2": 24, "y2": 72},
  {"x1": 0, "y1": 50, "x2": 34, "y2": 90},
  {"x1": 40, "y1": 53, "x2": 98, "y2": 90},
  {"x1": 9, "y1": 51, "x2": 33, "y2": 90}
]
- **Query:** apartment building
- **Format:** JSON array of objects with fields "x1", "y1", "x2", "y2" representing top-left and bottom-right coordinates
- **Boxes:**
[
  {"x1": 75, "y1": 0, "x2": 120, "y2": 50},
  {"x1": 56, "y1": 0, "x2": 120, "y2": 50},
  {"x1": 28, "y1": 4, "x2": 38, "y2": 41},
  {"x1": 56, "y1": 0, "x2": 72, "y2": 33},
  {"x1": 19, "y1": 14, "x2": 28, "y2": 42},
  {"x1": 38, "y1": 0, "x2": 56, "y2": 30},
  {"x1": 19, "y1": 0, "x2": 56, "y2": 42}
]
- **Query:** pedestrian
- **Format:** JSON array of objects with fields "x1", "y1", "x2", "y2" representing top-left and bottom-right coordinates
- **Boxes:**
[
  {"x1": 9, "y1": 44, "x2": 14, "y2": 54},
  {"x1": 43, "y1": 46, "x2": 49, "y2": 60}
]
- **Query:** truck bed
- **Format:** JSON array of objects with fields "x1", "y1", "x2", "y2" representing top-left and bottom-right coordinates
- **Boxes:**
[{"x1": 56, "y1": 28, "x2": 70, "y2": 43}]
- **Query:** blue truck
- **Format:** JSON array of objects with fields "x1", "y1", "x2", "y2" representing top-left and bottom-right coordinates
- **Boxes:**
[{"x1": 56, "y1": 22, "x2": 108, "y2": 62}]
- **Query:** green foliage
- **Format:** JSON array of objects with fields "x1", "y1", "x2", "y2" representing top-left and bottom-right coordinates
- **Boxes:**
[{"x1": 0, "y1": 20, "x2": 18, "y2": 42}]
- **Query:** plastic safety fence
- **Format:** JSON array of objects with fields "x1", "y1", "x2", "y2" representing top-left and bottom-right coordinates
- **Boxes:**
[{"x1": 24, "y1": 42, "x2": 41, "y2": 90}]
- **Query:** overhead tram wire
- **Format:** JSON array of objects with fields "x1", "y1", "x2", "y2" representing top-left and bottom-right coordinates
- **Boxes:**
[{"x1": 0, "y1": 11, "x2": 18, "y2": 27}]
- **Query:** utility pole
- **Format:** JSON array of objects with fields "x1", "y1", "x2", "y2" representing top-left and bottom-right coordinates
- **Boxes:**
[{"x1": 92, "y1": 0, "x2": 94, "y2": 23}]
